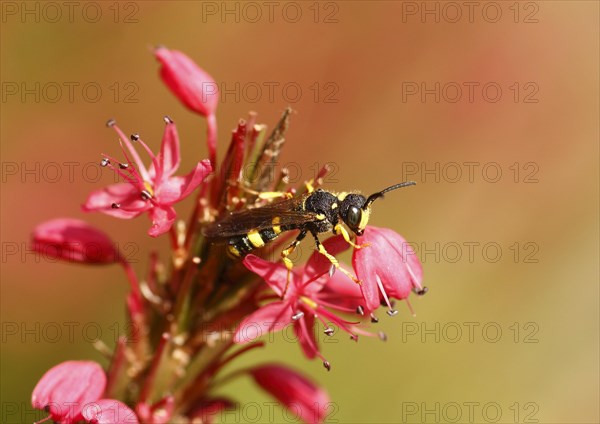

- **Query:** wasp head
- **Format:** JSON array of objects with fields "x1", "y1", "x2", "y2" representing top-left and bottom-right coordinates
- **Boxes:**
[
  {"x1": 339, "y1": 181, "x2": 417, "y2": 236},
  {"x1": 339, "y1": 194, "x2": 369, "y2": 236}
]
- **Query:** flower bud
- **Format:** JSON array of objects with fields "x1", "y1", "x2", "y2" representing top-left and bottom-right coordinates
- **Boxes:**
[
  {"x1": 249, "y1": 364, "x2": 330, "y2": 424},
  {"x1": 32, "y1": 219, "x2": 120, "y2": 264},
  {"x1": 154, "y1": 46, "x2": 218, "y2": 117},
  {"x1": 32, "y1": 361, "x2": 106, "y2": 424}
]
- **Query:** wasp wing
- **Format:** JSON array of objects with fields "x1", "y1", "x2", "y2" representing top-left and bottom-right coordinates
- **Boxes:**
[{"x1": 202, "y1": 195, "x2": 318, "y2": 239}]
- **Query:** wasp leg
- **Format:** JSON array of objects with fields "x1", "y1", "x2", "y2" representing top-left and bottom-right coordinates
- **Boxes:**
[
  {"x1": 237, "y1": 185, "x2": 293, "y2": 200},
  {"x1": 258, "y1": 191, "x2": 293, "y2": 200},
  {"x1": 311, "y1": 231, "x2": 361, "y2": 284},
  {"x1": 305, "y1": 179, "x2": 315, "y2": 193},
  {"x1": 281, "y1": 230, "x2": 307, "y2": 297},
  {"x1": 333, "y1": 223, "x2": 369, "y2": 249}
]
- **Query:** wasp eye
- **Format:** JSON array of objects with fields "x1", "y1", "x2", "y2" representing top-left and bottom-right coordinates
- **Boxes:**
[{"x1": 346, "y1": 206, "x2": 362, "y2": 228}]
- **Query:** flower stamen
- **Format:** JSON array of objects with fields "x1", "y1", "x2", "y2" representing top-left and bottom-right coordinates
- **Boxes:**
[
  {"x1": 376, "y1": 274, "x2": 397, "y2": 316},
  {"x1": 299, "y1": 296, "x2": 318, "y2": 309},
  {"x1": 405, "y1": 298, "x2": 416, "y2": 317},
  {"x1": 101, "y1": 155, "x2": 139, "y2": 186},
  {"x1": 141, "y1": 190, "x2": 153, "y2": 201},
  {"x1": 34, "y1": 415, "x2": 53, "y2": 424},
  {"x1": 109, "y1": 122, "x2": 151, "y2": 181}
]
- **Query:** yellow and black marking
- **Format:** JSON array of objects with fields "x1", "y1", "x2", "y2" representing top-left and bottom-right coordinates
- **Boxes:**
[
  {"x1": 227, "y1": 226, "x2": 284, "y2": 258},
  {"x1": 204, "y1": 181, "x2": 417, "y2": 296}
]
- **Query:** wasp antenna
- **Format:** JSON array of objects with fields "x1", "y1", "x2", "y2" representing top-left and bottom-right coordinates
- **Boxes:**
[{"x1": 363, "y1": 181, "x2": 416, "y2": 209}]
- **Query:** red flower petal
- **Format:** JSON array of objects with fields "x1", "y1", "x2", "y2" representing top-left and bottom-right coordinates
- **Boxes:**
[
  {"x1": 155, "y1": 159, "x2": 212, "y2": 204},
  {"x1": 156, "y1": 119, "x2": 181, "y2": 181},
  {"x1": 352, "y1": 253, "x2": 381, "y2": 312},
  {"x1": 318, "y1": 268, "x2": 365, "y2": 312},
  {"x1": 249, "y1": 364, "x2": 330, "y2": 424},
  {"x1": 82, "y1": 183, "x2": 148, "y2": 219},
  {"x1": 31, "y1": 360, "x2": 106, "y2": 424},
  {"x1": 234, "y1": 301, "x2": 291, "y2": 344},
  {"x1": 353, "y1": 226, "x2": 424, "y2": 310},
  {"x1": 148, "y1": 205, "x2": 177, "y2": 237},
  {"x1": 82, "y1": 399, "x2": 138, "y2": 424},
  {"x1": 303, "y1": 235, "x2": 349, "y2": 292},
  {"x1": 294, "y1": 312, "x2": 319, "y2": 360},
  {"x1": 242, "y1": 254, "x2": 295, "y2": 298},
  {"x1": 32, "y1": 219, "x2": 120, "y2": 264},
  {"x1": 154, "y1": 47, "x2": 218, "y2": 117}
]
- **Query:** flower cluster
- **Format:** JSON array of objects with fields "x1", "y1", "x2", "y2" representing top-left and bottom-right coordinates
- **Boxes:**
[{"x1": 30, "y1": 46, "x2": 425, "y2": 424}]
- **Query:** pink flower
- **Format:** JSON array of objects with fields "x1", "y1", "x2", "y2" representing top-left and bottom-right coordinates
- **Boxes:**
[
  {"x1": 353, "y1": 226, "x2": 426, "y2": 313},
  {"x1": 82, "y1": 118, "x2": 212, "y2": 237},
  {"x1": 32, "y1": 219, "x2": 119, "y2": 264},
  {"x1": 249, "y1": 364, "x2": 330, "y2": 424},
  {"x1": 82, "y1": 399, "x2": 138, "y2": 424},
  {"x1": 31, "y1": 361, "x2": 107, "y2": 424},
  {"x1": 154, "y1": 46, "x2": 218, "y2": 165},
  {"x1": 234, "y1": 236, "x2": 365, "y2": 369}
]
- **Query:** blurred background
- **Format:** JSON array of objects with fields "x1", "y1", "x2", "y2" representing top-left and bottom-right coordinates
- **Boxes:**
[{"x1": 1, "y1": 1, "x2": 598, "y2": 423}]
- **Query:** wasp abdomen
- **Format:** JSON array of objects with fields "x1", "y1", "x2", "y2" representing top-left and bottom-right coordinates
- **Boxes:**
[{"x1": 227, "y1": 226, "x2": 283, "y2": 258}]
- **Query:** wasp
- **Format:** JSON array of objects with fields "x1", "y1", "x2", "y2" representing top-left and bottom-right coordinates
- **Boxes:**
[{"x1": 203, "y1": 181, "x2": 416, "y2": 293}]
